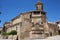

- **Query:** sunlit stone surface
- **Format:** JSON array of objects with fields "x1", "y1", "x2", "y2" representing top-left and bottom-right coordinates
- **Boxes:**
[
  {"x1": 23, "y1": 35, "x2": 60, "y2": 40},
  {"x1": 0, "y1": 39, "x2": 12, "y2": 40}
]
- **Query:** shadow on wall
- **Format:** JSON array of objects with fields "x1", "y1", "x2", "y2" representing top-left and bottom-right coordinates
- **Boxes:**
[{"x1": 58, "y1": 30, "x2": 60, "y2": 35}]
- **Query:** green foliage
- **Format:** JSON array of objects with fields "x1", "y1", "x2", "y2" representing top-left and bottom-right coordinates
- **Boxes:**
[
  {"x1": 2, "y1": 30, "x2": 17, "y2": 36},
  {"x1": 8, "y1": 32, "x2": 11, "y2": 35},
  {"x1": 8, "y1": 30, "x2": 17, "y2": 35},
  {"x1": 2, "y1": 32, "x2": 8, "y2": 36}
]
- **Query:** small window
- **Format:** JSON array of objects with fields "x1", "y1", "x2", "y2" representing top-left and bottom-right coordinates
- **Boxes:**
[
  {"x1": 40, "y1": 21, "x2": 43, "y2": 25},
  {"x1": 34, "y1": 11, "x2": 40, "y2": 14},
  {"x1": 34, "y1": 11, "x2": 37, "y2": 14},
  {"x1": 30, "y1": 15, "x2": 31, "y2": 19},
  {"x1": 37, "y1": 11, "x2": 40, "y2": 14},
  {"x1": 41, "y1": 12, "x2": 46, "y2": 15}
]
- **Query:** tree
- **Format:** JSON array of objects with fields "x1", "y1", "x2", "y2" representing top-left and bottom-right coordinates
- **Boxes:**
[
  {"x1": 9, "y1": 30, "x2": 17, "y2": 35},
  {"x1": 9, "y1": 30, "x2": 17, "y2": 40},
  {"x1": 2, "y1": 32, "x2": 8, "y2": 36},
  {"x1": 2, "y1": 32, "x2": 8, "y2": 39}
]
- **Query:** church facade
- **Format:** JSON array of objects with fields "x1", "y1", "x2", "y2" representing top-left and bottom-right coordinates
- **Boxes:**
[{"x1": 2, "y1": 1, "x2": 59, "y2": 40}]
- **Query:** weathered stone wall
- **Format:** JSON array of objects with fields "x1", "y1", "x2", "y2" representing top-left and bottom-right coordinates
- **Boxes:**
[
  {"x1": 20, "y1": 13, "x2": 32, "y2": 40},
  {"x1": 11, "y1": 16, "x2": 21, "y2": 25},
  {"x1": 48, "y1": 23, "x2": 58, "y2": 36},
  {"x1": 6, "y1": 27, "x2": 11, "y2": 33}
]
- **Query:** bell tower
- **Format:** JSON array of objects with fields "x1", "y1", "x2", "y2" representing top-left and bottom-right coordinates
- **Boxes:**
[
  {"x1": 30, "y1": 0, "x2": 49, "y2": 39},
  {"x1": 36, "y1": 0, "x2": 43, "y2": 11},
  {"x1": 31, "y1": 0, "x2": 46, "y2": 24}
]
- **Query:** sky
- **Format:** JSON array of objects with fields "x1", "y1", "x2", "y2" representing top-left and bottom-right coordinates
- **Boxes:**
[{"x1": 0, "y1": 0, "x2": 60, "y2": 27}]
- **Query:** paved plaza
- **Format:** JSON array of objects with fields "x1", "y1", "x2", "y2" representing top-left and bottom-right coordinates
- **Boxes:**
[
  {"x1": 0, "y1": 35, "x2": 60, "y2": 40},
  {"x1": 24, "y1": 35, "x2": 60, "y2": 40}
]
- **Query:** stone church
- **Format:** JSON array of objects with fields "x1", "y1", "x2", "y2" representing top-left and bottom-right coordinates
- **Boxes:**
[{"x1": 2, "y1": 0, "x2": 59, "y2": 40}]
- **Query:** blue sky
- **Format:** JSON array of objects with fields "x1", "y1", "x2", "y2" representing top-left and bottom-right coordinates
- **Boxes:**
[{"x1": 0, "y1": 0, "x2": 60, "y2": 27}]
